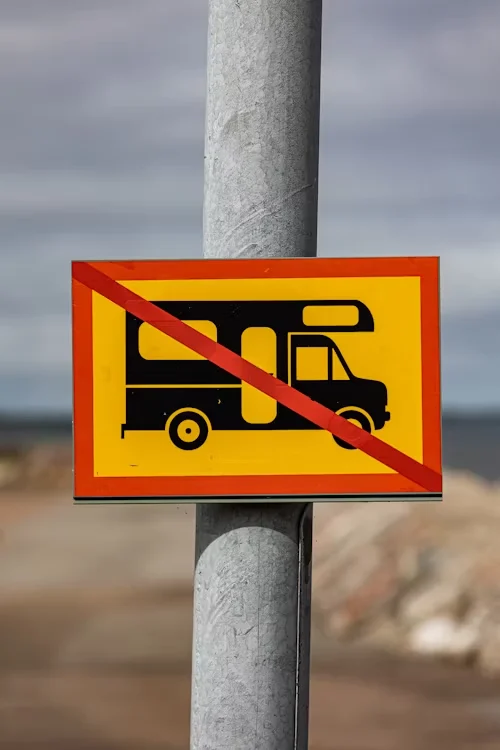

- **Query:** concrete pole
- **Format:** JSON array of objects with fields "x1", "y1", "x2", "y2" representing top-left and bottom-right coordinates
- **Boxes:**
[{"x1": 190, "y1": 0, "x2": 322, "y2": 748}]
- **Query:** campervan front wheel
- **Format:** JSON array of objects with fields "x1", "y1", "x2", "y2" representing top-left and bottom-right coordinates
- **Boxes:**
[
  {"x1": 168, "y1": 410, "x2": 210, "y2": 450},
  {"x1": 333, "y1": 409, "x2": 372, "y2": 450}
]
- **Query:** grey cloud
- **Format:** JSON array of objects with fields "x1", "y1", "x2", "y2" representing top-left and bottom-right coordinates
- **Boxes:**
[
  {"x1": 442, "y1": 308, "x2": 500, "y2": 407},
  {"x1": 0, "y1": 372, "x2": 71, "y2": 414},
  {"x1": 321, "y1": 5, "x2": 500, "y2": 153}
]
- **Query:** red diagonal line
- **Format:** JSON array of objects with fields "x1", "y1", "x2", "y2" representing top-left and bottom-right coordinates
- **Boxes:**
[{"x1": 73, "y1": 261, "x2": 441, "y2": 493}]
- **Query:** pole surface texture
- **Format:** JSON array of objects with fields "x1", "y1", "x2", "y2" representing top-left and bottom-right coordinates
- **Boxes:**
[{"x1": 190, "y1": 0, "x2": 322, "y2": 748}]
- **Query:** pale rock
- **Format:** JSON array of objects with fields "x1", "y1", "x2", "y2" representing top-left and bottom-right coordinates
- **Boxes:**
[
  {"x1": 477, "y1": 603, "x2": 500, "y2": 675},
  {"x1": 399, "y1": 581, "x2": 472, "y2": 627},
  {"x1": 312, "y1": 473, "x2": 500, "y2": 674},
  {"x1": 408, "y1": 616, "x2": 480, "y2": 663}
]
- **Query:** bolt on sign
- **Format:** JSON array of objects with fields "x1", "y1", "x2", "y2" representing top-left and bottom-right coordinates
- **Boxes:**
[{"x1": 72, "y1": 257, "x2": 442, "y2": 503}]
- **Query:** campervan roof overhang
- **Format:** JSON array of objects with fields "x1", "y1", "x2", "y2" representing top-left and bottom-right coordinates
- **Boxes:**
[{"x1": 129, "y1": 299, "x2": 374, "y2": 336}]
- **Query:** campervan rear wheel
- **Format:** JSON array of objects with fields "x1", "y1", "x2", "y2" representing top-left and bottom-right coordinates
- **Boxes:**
[
  {"x1": 333, "y1": 409, "x2": 371, "y2": 450},
  {"x1": 168, "y1": 410, "x2": 210, "y2": 450}
]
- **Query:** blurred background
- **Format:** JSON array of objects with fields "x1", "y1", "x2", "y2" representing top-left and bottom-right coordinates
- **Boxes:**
[{"x1": 1, "y1": 1, "x2": 500, "y2": 748}]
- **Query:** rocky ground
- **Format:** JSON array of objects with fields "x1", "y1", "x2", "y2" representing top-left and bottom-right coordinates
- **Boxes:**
[
  {"x1": 313, "y1": 472, "x2": 500, "y2": 674},
  {"x1": 1, "y1": 446, "x2": 500, "y2": 747}
]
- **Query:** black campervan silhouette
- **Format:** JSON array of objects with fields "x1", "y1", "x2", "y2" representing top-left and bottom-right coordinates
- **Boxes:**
[{"x1": 121, "y1": 299, "x2": 391, "y2": 450}]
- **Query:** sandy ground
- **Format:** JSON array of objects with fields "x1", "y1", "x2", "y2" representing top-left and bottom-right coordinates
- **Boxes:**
[{"x1": 1, "y1": 491, "x2": 500, "y2": 749}]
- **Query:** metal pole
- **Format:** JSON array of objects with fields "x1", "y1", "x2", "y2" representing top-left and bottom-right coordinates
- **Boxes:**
[{"x1": 190, "y1": 0, "x2": 322, "y2": 747}]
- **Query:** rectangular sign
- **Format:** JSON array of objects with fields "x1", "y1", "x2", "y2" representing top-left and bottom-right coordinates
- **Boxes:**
[{"x1": 72, "y1": 257, "x2": 442, "y2": 502}]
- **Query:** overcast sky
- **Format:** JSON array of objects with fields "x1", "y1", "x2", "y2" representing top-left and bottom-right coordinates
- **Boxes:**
[{"x1": 0, "y1": 0, "x2": 499, "y2": 413}]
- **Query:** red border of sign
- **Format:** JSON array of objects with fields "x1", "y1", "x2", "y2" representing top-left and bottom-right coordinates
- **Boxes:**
[{"x1": 72, "y1": 257, "x2": 442, "y2": 500}]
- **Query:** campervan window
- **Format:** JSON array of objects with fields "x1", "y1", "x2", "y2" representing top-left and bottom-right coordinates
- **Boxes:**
[
  {"x1": 138, "y1": 320, "x2": 217, "y2": 361},
  {"x1": 302, "y1": 305, "x2": 359, "y2": 328},
  {"x1": 295, "y1": 346, "x2": 329, "y2": 381}
]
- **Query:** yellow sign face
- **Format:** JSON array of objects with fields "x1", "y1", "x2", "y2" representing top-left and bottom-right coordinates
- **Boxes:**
[{"x1": 72, "y1": 257, "x2": 442, "y2": 502}]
